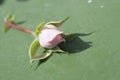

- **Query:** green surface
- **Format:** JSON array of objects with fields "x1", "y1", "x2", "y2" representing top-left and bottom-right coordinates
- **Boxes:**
[{"x1": 0, "y1": 0, "x2": 120, "y2": 80}]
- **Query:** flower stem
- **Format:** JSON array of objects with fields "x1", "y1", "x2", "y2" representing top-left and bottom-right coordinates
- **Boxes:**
[{"x1": 4, "y1": 18, "x2": 34, "y2": 35}]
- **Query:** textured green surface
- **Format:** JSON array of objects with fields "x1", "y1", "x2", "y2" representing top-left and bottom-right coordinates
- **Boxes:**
[{"x1": 0, "y1": 0, "x2": 120, "y2": 80}]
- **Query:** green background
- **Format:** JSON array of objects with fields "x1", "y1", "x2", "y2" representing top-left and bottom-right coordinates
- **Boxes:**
[{"x1": 0, "y1": 0, "x2": 120, "y2": 80}]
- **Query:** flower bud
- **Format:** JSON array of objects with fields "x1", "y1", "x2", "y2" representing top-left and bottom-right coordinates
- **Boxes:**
[{"x1": 39, "y1": 24, "x2": 65, "y2": 48}]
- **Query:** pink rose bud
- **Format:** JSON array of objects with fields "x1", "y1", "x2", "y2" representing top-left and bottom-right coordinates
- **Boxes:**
[{"x1": 39, "y1": 24, "x2": 65, "y2": 48}]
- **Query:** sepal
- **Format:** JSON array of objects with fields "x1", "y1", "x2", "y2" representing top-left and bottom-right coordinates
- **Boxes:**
[
  {"x1": 29, "y1": 38, "x2": 40, "y2": 64},
  {"x1": 46, "y1": 17, "x2": 70, "y2": 27},
  {"x1": 34, "y1": 21, "x2": 45, "y2": 36}
]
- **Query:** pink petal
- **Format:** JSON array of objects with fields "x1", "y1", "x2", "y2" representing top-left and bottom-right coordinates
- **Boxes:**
[
  {"x1": 39, "y1": 25, "x2": 64, "y2": 48},
  {"x1": 49, "y1": 34, "x2": 65, "y2": 46}
]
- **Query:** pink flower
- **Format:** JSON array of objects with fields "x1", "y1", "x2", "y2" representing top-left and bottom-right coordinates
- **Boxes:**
[{"x1": 39, "y1": 24, "x2": 65, "y2": 48}]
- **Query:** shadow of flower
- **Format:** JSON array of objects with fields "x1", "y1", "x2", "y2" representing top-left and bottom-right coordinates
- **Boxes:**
[
  {"x1": 59, "y1": 38, "x2": 92, "y2": 53},
  {"x1": 34, "y1": 54, "x2": 53, "y2": 70},
  {"x1": 35, "y1": 32, "x2": 93, "y2": 69},
  {"x1": 58, "y1": 33, "x2": 92, "y2": 54}
]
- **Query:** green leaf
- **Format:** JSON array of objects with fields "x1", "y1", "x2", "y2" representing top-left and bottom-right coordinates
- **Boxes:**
[
  {"x1": 29, "y1": 38, "x2": 40, "y2": 64},
  {"x1": 46, "y1": 16, "x2": 70, "y2": 27},
  {"x1": 4, "y1": 14, "x2": 15, "y2": 32},
  {"x1": 34, "y1": 21, "x2": 45, "y2": 36}
]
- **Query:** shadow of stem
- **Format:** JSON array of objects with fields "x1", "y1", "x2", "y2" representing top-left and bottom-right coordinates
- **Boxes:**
[{"x1": 14, "y1": 20, "x2": 26, "y2": 25}]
